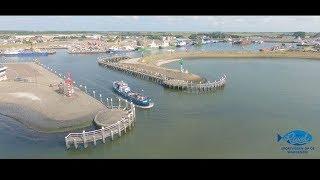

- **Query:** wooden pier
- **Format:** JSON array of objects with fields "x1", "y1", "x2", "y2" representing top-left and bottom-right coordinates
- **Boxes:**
[
  {"x1": 98, "y1": 58, "x2": 227, "y2": 93},
  {"x1": 65, "y1": 99, "x2": 136, "y2": 149}
]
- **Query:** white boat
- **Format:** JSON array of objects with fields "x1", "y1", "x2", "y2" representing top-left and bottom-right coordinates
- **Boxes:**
[
  {"x1": 0, "y1": 65, "x2": 8, "y2": 81},
  {"x1": 201, "y1": 39, "x2": 210, "y2": 44},
  {"x1": 176, "y1": 40, "x2": 187, "y2": 47}
]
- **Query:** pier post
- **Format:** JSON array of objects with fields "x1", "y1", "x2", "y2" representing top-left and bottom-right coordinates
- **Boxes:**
[
  {"x1": 132, "y1": 104, "x2": 136, "y2": 119},
  {"x1": 118, "y1": 121, "x2": 121, "y2": 137},
  {"x1": 99, "y1": 94, "x2": 102, "y2": 102},
  {"x1": 111, "y1": 130, "x2": 114, "y2": 140},
  {"x1": 128, "y1": 115, "x2": 131, "y2": 130},
  {"x1": 102, "y1": 127, "x2": 106, "y2": 143},
  {"x1": 131, "y1": 112, "x2": 135, "y2": 127},
  {"x1": 93, "y1": 91, "x2": 96, "y2": 98},
  {"x1": 84, "y1": 86, "x2": 87, "y2": 93},
  {"x1": 65, "y1": 137, "x2": 70, "y2": 149},
  {"x1": 82, "y1": 130, "x2": 88, "y2": 148},
  {"x1": 118, "y1": 98, "x2": 121, "y2": 109},
  {"x1": 111, "y1": 98, "x2": 113, "y2": 109},
  {"x1": 73, "y1": 138, "x2": 78, "y2": 149},
  {"x1": 125, "y1": 100, "x2": 128, "y2": 109},
  {"x1": 93, "y1": 135, "x2": 97, "y2": 146},
  {"x1": 122, "y1": 117, "x2": 127, "y2": 133},
  {"x1": 130, "y1": 102, "x2": 133, "y2": 110}
]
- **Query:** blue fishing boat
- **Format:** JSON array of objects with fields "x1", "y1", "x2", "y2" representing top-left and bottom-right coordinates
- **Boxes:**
[{"x1": 113, "y1": 81, "x2": 154, "y2": 108}]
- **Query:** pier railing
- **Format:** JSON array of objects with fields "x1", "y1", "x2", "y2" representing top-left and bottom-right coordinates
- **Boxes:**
[{"x1": 65, "y1": 99, "x2": 136, "y2": 149}]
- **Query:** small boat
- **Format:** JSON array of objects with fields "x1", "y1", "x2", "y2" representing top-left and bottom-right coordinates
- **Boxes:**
[
  {"x1": 113, "y1": 81, "x2": 154, "y2": 108},
  {"x1": 176, "y1": 40, "x2": 187, "y2": 47}
]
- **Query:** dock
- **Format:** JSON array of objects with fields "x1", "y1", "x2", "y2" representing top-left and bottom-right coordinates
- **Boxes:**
[{"x1": 98, "y1": 57, "x2": 227, "y2": 93}]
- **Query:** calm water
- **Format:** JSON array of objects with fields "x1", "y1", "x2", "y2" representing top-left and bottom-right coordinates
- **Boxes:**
[{"x1": 0, "y1": 44, "x2": 319, "y2": 158}]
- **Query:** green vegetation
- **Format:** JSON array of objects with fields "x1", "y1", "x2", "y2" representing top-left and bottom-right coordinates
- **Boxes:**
[
  {"x1": 147, "y1": 35, "x2": 162, "y2": 40},
  {"x1": 189, "y1": 32, "x2": 233, "y2": 40},
  {"x1": 174, "y1": 35, "x2": 184, "y2": 38},
  {"x1": 0, "y1": 35, "x2": 11, "y2": 39},
  {"x1": 292, "y1": 31, "x2": 306, "y2": 38}
]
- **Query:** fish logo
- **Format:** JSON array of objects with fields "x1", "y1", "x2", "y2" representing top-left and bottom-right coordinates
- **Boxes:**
[{"x1": 277, "y1": 130, "x2": 313, "y2": 146}]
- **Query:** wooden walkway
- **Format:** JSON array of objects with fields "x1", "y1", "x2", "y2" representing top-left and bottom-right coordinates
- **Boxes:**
[
  {"x1": 65, "y1": 100, "x2": 136, "y2": 149},
  {"x1": 98, "y1": 59, "x2": 227, "y2": 93},
  {"x1": 162, "y1": 76, "x2": 226, "y2": 92}
]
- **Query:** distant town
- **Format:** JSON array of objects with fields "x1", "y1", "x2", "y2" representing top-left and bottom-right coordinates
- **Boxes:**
[{"x1": 0, "y1": 31, "x2": 319, "y2": 56}]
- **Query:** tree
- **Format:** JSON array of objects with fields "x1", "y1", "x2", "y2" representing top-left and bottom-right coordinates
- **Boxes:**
[
  {"x1": 189, "y1": 34, "x2": 199, "y2": 40},
  {"x1": 293, "y1": 31, "x2": 306, "y2": 38},
  {"x1": 175, "y1": 34, "x2": 184, "y2": 38}
]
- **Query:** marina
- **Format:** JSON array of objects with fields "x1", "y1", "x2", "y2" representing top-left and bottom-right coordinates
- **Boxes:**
[
  {"x1": 2, "y1": 15, "x2": 320, "y2": 159},
  {"x1": 1, "y1": 49, "x2": 320, "y2": 158}
]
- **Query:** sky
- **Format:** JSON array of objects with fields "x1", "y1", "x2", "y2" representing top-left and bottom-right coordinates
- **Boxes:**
[{"x1": 0, "y1": 16, "x2": 319, "y2": 32}]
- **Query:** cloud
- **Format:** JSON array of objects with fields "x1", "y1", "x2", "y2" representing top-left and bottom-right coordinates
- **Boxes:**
[{"x1": 0, "y1": 16, "x2": 320, "y2": 32}]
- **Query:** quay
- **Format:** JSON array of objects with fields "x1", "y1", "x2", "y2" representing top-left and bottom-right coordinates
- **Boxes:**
[{"x1": 98, "y1": 57, "x2": 227, "y2": 93}]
